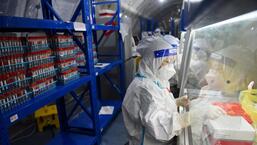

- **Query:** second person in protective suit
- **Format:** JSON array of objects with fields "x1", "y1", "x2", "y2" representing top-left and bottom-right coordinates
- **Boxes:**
[{"x1": 122, "y1": 35, "x2": 225, "y2": 145}]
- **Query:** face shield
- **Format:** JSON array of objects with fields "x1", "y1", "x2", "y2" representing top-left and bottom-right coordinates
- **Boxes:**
[
  {"x1": 155, "y1": 51, "x2": 177, "y2": 81},
  {"x1": 203, "y1": 46, "x2": 257, "y2": 96},
  {"x1": 163, "y1": 35, "x2": 180, "y2": 70},
  {"x1": 137, "y1": 36, "x2": 178, "y2": 84}
]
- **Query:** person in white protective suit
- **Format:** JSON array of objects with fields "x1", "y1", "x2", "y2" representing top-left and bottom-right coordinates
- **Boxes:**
[
  {"x1": 181, "y1": 40, "x2": 230, "y2": 145},
  {"x1": 122, "y1": 36, "x2": 226, "y2": 145},
  {"x1": 187, "y1": 39, "x2": 210, "y2": 90},
  {"x1": 154, "y1": 28, "x2": 163, "y2": 36}
]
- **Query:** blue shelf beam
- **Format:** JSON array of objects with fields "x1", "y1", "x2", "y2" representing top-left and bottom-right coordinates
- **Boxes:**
[
  {"x1": 44, "y1": 0, "x2": 62, "y2": 21},
  {"x1": 0, "y1": 16, "x2": 75, "y2": 31},
  {"x1": 69, "y1": 101, "x2": 122, "y2": 133},
  {"x1": 70, "y1": 91, "x2": 93, "y2": 119},
  {"x1": 105, "y1": 10, "x2": 119, "y2": 24},
  {"x1": 92, "y1": 1, "x2": 118, "y2": 5},
  {"x1": 71, "y1": 1, "x2": 83, "y2": 22},
  {"x1": 67, "y1": 90, "x2": 89, "y2": 120},
  {"x1": 41, "y1": 0, "x2": 53, "y2": 20},
  {"x1": 92, "y1": 25, "x2": 119, "y2": 31},
  {"x1": 96, "y1": 30, "x2": 107, "y2": 46},
  {"x1": 95, "y1": 60, "x2": 123, "y2": 76},
  {"x1": 1, "y1": 75, "x2": 91, "y2": 127},
  {"x1": 103, "y1": 73, "x2": 121, "y2": 95}
]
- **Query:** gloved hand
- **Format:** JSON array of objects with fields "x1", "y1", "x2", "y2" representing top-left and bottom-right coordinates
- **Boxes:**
[
  {"x1": 176, "y1": 95, "x2": 190, "y2": 107},
  {"x1": 206, "y1": 105, "x2": 226, "y2": 120},
  {"x1": 177, "y1": 105, "x2": 226, "y2": 129},
  {"x1": 177, "y1": 108, "x2": 200, "y2": 128}
]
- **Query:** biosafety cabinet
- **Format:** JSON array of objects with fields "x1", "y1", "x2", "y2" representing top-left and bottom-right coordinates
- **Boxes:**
[{"x1": 179, "y1": 0, "x2": 257, "y2": 145}]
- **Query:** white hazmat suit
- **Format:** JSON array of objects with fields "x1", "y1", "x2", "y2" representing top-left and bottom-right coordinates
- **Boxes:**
[
  {"x1": 122, "y1": 36, "x2": 190, "y2": 145},
  {"x1": 122, "y1": 36, "x2": 226, "y2": 145}
]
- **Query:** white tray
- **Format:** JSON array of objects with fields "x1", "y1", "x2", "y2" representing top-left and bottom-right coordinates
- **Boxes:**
[{"x1": 206, "y1": 116, "x2": 255, "y2": 141}]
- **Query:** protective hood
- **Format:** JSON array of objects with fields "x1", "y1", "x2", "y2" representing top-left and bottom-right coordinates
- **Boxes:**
[{"x1": 137, "y1": 36, "x2": 178, "y2": 84}]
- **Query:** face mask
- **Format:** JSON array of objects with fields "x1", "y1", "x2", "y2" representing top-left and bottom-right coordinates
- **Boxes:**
[{"x1": 156, "y1": 63, "x2": 176, "y2": 81}]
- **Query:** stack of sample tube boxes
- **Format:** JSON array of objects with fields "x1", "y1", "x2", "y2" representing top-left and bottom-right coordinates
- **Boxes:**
[
  {"x1": 0, "y1": 34, "x2": 89, "y2": 112},
  {"x1": 74, "y1": 35, "x2": 98, "y2": 73},
  {"x1": 74, "y1": 36, "x2": 86, "y2": 67},
  {"x1": 0, "y1": 37, "x2": 30, "y2": 112},
  {"x1": 26, "y1": 36, "x2": 56, "y2": 97},
  {"x1": 51, "y1": 35, "x2": 79, "y2": 85}
]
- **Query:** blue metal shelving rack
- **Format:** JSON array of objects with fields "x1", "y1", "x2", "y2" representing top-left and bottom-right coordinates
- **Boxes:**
[
  {"x1": 0, "y1": 0, "x2": 125, "y2": 145},
  {"x1": 68, "y1": 0, "x2": 126, "y2": 138},
  {"x1": 179, "y1": 2, "x2": 187, "y2": 32}
]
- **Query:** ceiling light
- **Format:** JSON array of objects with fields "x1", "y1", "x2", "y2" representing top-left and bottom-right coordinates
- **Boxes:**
[
  {"x1": 190, "y1": 0, "x2": 203, "y2": 3},
  {"x1": 159, "y1": 0, "x2": 166, "y2": 3}
]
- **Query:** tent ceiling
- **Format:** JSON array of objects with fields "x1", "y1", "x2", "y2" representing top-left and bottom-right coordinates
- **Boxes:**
[
  {"x1": 0, "y1": 0, "x2": 182, "y2": 26},
  {"x1": 121, "y1": 0, "x2": 182, "y2": 20}
]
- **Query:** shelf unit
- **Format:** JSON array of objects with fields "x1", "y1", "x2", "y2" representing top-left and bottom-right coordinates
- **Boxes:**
[
  {"x1": 0, "y1": 16, "x2": 74, "y2": 31},
  {"x1": 139, "y1": 17, "x2": 158, "y2": 38},
  {"x1": 68, "y1": 0, "x2": 126, "y2": 136},
  {"x1": 0, "y1": 0, "x2": 125, "y2": 145},
  {"x1": 170, "y1": 17, "x2": 175, "y2": 36}
]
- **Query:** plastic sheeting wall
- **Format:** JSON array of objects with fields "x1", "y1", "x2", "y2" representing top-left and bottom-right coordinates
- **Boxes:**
[
  {"x1": 0, "y1": 0, "x2": 80, "y2": 21},
  {"x1": 0, "y1": 0, "x2": 27, "y2": 17}
]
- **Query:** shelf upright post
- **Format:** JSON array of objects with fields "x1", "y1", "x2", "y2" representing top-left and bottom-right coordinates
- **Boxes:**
[
  {"x1": 117, "y1": 0, "x2": 121, "y2": 29},
  {"x1": 41, "y1": 0, "x2": 50, "y2": 19},
  {"x1": 42, "y1": 0, "x2": 70, "y2": 132},
  {"x1": 81, "y1": 0, "x2": 101, "y2": 144},
  {"x1": 118, "y1": 33, "x2": 126, "y2": 99},
  {"x1": 170, "y1": 17, "x2": 175, "y2": 36},
  {"x1": 56, "y1": 98, "x2": 69, "y2": 131},
  {"x1": 180, "y1": 6, "x2": 187, "y2": 32},
  {"x1": 140, "y1": 17, "x2": 143, "y2": 39},
  {"x1": 152, "y1": 19, "x2": 155, "y2": 32},
  {"x1": 90, "y1": 0, "x2": 103, "y2": 103},
  {"x1": 0, "y1": 117, "x2": 10, "y2": 145},
  {"x1": 117, "y1": 0, "x2": 126, "y2": 99},
  {"x1": 90, "y1": 0, "x2": 98, "y2": 47},
  {"x1": 147, "y1": 19, "x2": 151, "y2": 32}
]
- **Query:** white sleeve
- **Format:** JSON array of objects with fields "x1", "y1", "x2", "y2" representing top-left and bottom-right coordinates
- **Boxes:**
[{"x1": 139, "y1": 88, "x2": 182, "y2": 141}]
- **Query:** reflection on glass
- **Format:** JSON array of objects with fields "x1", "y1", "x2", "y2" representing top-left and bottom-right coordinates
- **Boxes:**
[{"x1": 181, "y1": 11, "x2": 257, "y2": 145}]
